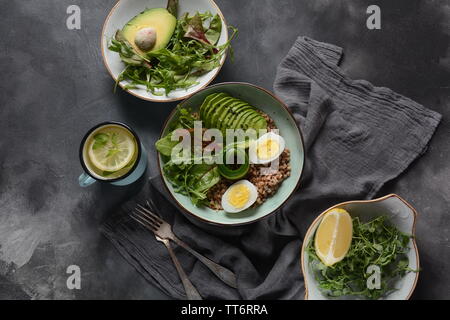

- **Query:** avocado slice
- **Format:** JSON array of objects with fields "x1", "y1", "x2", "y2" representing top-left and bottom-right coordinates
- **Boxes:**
[
  {"x1": 215, "y1": 99, "x2": 241, "y2": 130},
  {"x1": 233, "y1": 109, "x2": 256, "y2": 129},
  {"x1": 204, "y1": 94, "x2": 230, "y2": 128},
  {"x1": 222, "y1": 111, "x2": 240, "y2": 133},
  {"x1": 231, "y1": 105, "x2": 255, "y2": 125},
  {"x1": 240, "y1": 112, "x2": 260, "y2": 130},
  {"x1": 209, "y1": 97, "x2": 234, "y2": 129},
  {"x1": 221, "y1": 100, "x2": 253, "y2": 129},
  {"x1": 201, "y1": 93, "x2": 228, "y2": 127},
  {"x1": 200, "y1": 93, "x2": 219, "y2": 118},
  {"x1": 203, "y1": 93, "x2": 228, "y2": 118},
  {"x1": 122, "y1": 8, "x2": 177, "y2": 55},
  {"x1": 243, "y1": 111, "x2": 267, "y2": 131},
  {"x1": 247, "y1": 114, "x2": 268, "y2": 132},
  {"x1": 208, "y1": 96, "x2": 234, "y2": 129},
  {"x1": 220, "y1": 110, "x2": 237, "y2": 133},
  {"x1": 224, "y1": 105, "x2": 255, "y2": 131},
  {"x1": 253, "y1": 117, "x2": 268, "y2": 131},
  {"x1": 224, "y1": 111, "x2": 259, "y2": 144},
  {"x1": 229, "y1": 101, "x2": 251, "y2": 113}
]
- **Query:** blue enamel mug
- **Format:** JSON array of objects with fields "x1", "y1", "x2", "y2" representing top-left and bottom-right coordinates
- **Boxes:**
[{"x1": 78, "y1": 121, "x2": 148, "y2": 187}]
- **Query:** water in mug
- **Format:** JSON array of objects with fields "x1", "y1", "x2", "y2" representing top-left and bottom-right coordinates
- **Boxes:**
[{"x1": 82, "y1": 124, "x2": 138, "y2": 180}]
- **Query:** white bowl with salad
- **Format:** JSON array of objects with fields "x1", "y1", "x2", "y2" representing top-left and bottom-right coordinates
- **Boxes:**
[
  {"x1": 101, "y1": 0, "x2": 235, "y2": 102},
  {"x1": 301, "y1": 194, "x2": 420, "y2": 300}
]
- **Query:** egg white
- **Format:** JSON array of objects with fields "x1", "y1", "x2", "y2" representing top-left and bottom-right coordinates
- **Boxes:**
[
  {"x1": 249, "y1": 132, "x2": 286, "y2": 165},
  {"x1": 221, "y1": 180, "x2": 258, "y2": 213}
]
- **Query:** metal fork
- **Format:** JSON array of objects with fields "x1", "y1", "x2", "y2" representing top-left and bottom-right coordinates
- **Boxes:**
[
  {"x1": 130, "y1": 204, "x2": 238, "y2": 293},
  {"x1": 156, "y1": 235, "x2": 202, "y2": 300},
  {"x1": 131, "y1": 208, "x2": 201, "y2": 300}
]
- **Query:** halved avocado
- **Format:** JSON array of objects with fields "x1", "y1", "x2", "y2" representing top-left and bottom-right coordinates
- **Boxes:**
[{"x1": 122, "y1": 8, "x2": 177, "y2": 55}]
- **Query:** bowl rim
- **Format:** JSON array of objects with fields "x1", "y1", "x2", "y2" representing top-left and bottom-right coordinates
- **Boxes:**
[
  {"x1": 300, "y1": 193, "x2": 420, "y2": 300},
  {"x1": 157, "y1": 81, "x2": 306, "y2": 227},
  {"x1": 100, "y1": 0, "x2": 229, "y2": 103}
]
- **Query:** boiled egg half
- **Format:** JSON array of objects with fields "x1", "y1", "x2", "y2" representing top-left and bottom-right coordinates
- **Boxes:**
[
  {"x1": 221, "y1": 180, "x2": 258, "y2": 213},
  {"x1": 249, "y1": 132, "x2": 285, "y2": 165}
]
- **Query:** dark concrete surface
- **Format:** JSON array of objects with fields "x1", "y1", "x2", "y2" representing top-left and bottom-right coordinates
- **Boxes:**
[{"x1": 0, "y1": 0, "x2": 448, "y2": 299}]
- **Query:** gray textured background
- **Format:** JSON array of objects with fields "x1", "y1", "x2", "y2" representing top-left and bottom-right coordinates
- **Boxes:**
[{"x1": 0, "y1": 0, "x2": 448, "y2": 299}]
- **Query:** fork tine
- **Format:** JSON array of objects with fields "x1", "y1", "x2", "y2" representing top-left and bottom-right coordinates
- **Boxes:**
[
  {"x1": 146, "y1": 199, "x2": 157, "y2": 211},
  {"x1": 134, "y1": 208, "x2": 161, "y2": 228},
  {"x1": 136, "y1": 204, "x2": 164, "y2": 223},
  {"x1": 147, "y1": 200, "x2": 162, "y2": 219},
  {"x1": 134, "y1": 208, "x2": 161, "y2": 227},
  {"x1": 146, "y1": 199, "x2": 162, "y2": 218},
  {"x1": 130, "y1": 213, "x2": 158, "y2": 232}
]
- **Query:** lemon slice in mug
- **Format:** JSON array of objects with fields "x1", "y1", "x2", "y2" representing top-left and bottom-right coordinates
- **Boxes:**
[
  {"x1": 88, "y1": 127, "x2": 136, "y2": 173},
  {"x1": 314, "y1": 208, "x2": 353, "y2": 266}
]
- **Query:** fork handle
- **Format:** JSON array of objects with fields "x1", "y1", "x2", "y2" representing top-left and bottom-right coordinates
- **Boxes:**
[
  {"x1": 162, "y1": 240, "x2": 202, "y2": 300},
  {"x1": 172, "y1": 236, "x2": 238, "y2": 289}
]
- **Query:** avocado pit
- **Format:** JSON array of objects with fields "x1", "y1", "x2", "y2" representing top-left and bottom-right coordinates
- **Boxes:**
[{"x1": 134, "y1": 27, "x2": 157, "y2": 51}]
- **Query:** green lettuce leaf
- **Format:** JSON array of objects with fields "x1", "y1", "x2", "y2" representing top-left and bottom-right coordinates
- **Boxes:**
[{"x1": 205, "y1": 14, "x2": 222, "y2": 45}]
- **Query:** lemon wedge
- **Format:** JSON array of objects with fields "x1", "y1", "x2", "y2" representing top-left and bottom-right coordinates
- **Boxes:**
[
  {"x1": 88, "y1": 127, "x2": 136, "y2": 173},
  {"x1": 314, "y1": 208, "x2": 353, "y2": 266}
]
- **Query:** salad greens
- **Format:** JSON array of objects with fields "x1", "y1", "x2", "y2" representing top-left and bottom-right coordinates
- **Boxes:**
[
  {"x1": 108, "y1": 5, "x2": 237, "y2": 95},
  {"x1": 162, "y1": 159, "x2": 220, "y2": 206},
  {"x1": 307, "y1": 215, "x2": 416, "y2": 299},
  {"x1": 155, "y1": 107, "x2": 197, "y2": 156},
  {"x1": 156, "y1": 107, "x2": 221, "y2": 206}
]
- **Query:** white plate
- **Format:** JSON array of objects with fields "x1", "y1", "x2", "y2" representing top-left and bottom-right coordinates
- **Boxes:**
[
  {"x1": 301, "y1": 194, "x2": 420, "y2": 300},
  {"x1": 101, "y1": 0, "x2": 228, "y2": 102}
]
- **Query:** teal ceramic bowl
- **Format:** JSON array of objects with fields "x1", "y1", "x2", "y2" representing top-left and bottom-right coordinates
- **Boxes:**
[{"x1": 157, "y1": 82, "x2": 305, "y2": 226}]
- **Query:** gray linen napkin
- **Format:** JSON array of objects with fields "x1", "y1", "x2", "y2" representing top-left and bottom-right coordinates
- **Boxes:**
[{"x1": 101, "y1": 37, "x2": 441, "y2": 300}]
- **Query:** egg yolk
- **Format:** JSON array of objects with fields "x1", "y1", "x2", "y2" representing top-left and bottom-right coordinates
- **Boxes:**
[
  {"x1": 227, "y1": 185, "x2": 250, "y2": 209},
  {"x1": 257, "y1": 139, "x2": 279, "y2": 160}
]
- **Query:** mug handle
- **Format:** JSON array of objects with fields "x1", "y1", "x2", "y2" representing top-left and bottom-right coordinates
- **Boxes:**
[{"x1": 79, "y1": 173, "x2": 96, "y2": 187}]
